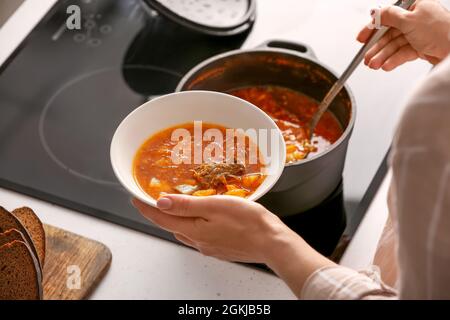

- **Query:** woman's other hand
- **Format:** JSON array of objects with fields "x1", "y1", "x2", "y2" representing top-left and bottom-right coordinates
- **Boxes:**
[{"x1": 357, "y1": 0, "x2": 450, "y2": 71}]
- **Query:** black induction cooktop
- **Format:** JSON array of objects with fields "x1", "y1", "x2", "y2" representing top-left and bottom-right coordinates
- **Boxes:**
[
  {"x1": 0, "y1": 0, "x2": 384, "y2": 258},
  {"x1": 0, "y1": 0, "x2": 250, "y2": 242}
]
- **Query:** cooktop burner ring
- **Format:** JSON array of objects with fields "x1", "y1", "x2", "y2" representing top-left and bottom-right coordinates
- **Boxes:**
[{"x1": 38, "y1": 65, "x2": 182, "y2": 186}]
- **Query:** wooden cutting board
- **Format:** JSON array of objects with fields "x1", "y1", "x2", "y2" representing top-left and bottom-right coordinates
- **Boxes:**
[{"x1": 42, "y1": 224, "x2": 112, "y2": 300}]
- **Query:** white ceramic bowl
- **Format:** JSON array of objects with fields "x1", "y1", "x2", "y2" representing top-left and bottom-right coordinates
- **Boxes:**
[{"x1": 110, "y1": 90, "x2": 286, "y2": 207}]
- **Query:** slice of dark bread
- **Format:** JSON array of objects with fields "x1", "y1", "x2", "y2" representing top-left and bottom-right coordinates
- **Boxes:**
[
  {"x1": 0, "y1": 229, "x2": 26, "y2": 247},
  {"x1": 0, "y1": 240, "x2": 43, "y2": 300},
  {"x1": 12, "y1": 207, "x2": 46, "y2": 267},
  {"x1": 0, "y1": 206, "x2": 42, "y2": 271}
]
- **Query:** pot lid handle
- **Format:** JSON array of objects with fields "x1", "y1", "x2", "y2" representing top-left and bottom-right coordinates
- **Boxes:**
[{"x1": 142, "y1": 0, "x2": 256, "y2": 37}]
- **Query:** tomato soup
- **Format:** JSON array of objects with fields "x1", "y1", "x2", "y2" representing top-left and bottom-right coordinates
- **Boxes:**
[
  {"x1": 229, "y1": 86, "x2": 343, "y2": 163},
  {"x1": 133, "y1": 122, "x2": 266, "y2": 200}
]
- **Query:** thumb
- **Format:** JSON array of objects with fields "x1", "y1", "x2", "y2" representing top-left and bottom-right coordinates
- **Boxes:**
[
  {"x1": 157, "y1": 194, "x2": 216, "y2": 218},
  {"x1": 380, "y1": 5, "x2": 410, "y2": 31}
]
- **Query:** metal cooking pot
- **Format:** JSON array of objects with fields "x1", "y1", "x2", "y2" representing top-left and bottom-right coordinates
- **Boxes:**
[{"x1": 176, "y1": 40, "x2": 356, "y2": 214}]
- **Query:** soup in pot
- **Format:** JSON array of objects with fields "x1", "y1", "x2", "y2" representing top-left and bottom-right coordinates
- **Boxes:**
[{"x1": 229, "y1": 86, "x2": 343, "y2": 164}]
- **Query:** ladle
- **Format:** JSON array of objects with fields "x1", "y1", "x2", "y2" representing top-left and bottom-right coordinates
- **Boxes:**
[{"x1": 307, "y1": 0, "x2": 416, "y2": 138}]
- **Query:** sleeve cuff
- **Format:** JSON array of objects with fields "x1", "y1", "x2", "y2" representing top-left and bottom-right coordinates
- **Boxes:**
[{"x1": 301, "y1": 265, "x2": 397, "y2": 300}]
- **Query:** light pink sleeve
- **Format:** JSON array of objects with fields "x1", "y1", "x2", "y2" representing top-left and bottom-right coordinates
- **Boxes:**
[
  {"x1": 301, "y1": 266, "x2": 397, "y2": 300},
  {"x1": 303, "y1": 56, "x2": 450, "y2": 300},
  {"x1": 389, "y1": 56, "x2": 450, "y2": 299}
]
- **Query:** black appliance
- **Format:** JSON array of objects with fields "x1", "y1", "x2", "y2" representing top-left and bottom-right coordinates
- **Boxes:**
[{"x1": 0, "y1": 0, "x2": 379, "y2": 258}]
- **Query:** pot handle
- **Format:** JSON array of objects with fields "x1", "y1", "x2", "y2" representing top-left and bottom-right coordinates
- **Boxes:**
[{"x1": 257, "y1": 40, "x2": 317, "y2": 59}]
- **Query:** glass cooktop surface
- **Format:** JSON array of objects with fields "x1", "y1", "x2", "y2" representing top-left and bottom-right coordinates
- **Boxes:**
[
  {"x1": 0, "y1": 0, "x2": 251, "y2": 243},
  {"x1": 0, "y1": 0, "x2": 383, "y2": 259}
]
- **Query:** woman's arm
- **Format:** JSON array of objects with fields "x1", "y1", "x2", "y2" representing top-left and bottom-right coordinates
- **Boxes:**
[
  {"x1": 134, "y1": 195, "x2": 398, "y2": 299},
  {"x1": 133, "y1": 196, "x2": 335, "y2": 298}
]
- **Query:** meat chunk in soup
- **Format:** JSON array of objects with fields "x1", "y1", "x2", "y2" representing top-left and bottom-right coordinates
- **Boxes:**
[{"x1": 193, "y1": 163, "x2": 246, "y2": 189}]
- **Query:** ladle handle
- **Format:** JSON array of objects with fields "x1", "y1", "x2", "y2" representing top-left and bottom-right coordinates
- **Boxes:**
[{"x1": 308, "y1": 0, "x2": 416, "y2": 137}]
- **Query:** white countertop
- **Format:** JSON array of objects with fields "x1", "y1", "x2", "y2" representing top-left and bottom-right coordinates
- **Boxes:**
[{"x1": 0, "y1": 0, "x2": 431, "y2": 299}]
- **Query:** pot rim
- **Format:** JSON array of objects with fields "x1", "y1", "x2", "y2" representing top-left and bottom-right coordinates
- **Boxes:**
[{"x1": 175, "y1": 46, "x2": 357, "y2": 167}]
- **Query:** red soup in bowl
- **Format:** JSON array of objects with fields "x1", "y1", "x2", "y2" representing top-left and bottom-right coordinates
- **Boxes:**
[{"x1": 133, "y1": 122, "x2": 267, "y2": 200}]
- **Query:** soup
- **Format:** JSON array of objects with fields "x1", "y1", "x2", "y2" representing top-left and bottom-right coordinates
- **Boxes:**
[
  {"x1": 229, "y1": 86, "x2": 343, "y2": 163},
  {"x1": 133, "y1": 122, "x2": 267, "y2": 200}
]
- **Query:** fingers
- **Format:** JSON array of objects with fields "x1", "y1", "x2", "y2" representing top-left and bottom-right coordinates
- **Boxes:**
[
  {"x1": 157, "y1": 194, "x2": 240, "y2": 218},
  {"x1": 364, "y1": 28, "x2": 402, "y2": 64},
  {"x1": 381, "y1": 45, "x2": 419, "y2": 71},
  {"x1": 132, "y1": 198, "x2": 198, "y2": 234},
  {"x1": 156, "y1": 194, "x2": 214, "y2": 218},
  {"x1": 157, "y1": 195, "x2": 194, "y2": 217},
  {"x1": 174, "y1": 233, "x2": 197, "y2": 248},
  {"x1": 357, "y1": 23, "x2": 375, "y2": 43},
  {"x1": 366, "y1": 35, "x2": 409, "y2": 69},
  {"x1": 175, "y1": 236, "x2": 229, "y2": 261}
]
